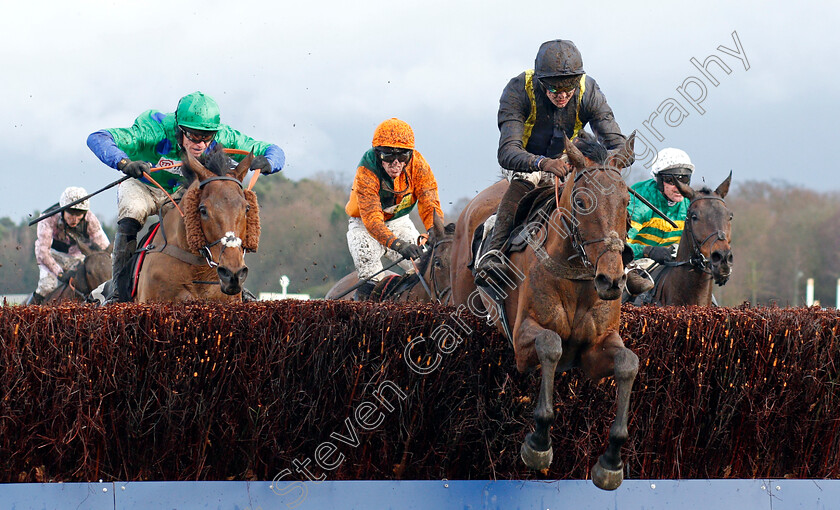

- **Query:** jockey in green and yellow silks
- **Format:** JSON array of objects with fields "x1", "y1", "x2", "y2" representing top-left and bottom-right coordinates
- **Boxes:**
[{"x1": 624, "y1": 147, "x2": 694, "y2": 295}]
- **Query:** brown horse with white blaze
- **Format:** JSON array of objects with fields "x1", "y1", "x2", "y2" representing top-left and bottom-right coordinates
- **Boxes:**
[
  {"x1": 449, "y1": 136, "x2": 638, "y2": 490},
  {"x1": 134, "y1": 148, "x2": 260, "y2": 302}
]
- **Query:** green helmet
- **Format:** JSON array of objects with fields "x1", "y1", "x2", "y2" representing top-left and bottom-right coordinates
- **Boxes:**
[{"x1": 175, "y1": 91, "x2": 221, "y2": 131}]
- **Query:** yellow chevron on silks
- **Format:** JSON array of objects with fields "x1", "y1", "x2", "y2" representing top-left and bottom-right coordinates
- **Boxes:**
[
  {"x1": 634, "y1": 232, "x2": 683, "y2": 245},
  {"x1": 639, "y1": 217, "x2": 685, "y2": 233}
]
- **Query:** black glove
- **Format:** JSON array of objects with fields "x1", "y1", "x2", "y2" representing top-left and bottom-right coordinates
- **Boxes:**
[
  {"x1": 57, "y1": 271, "x2": 73, "y2": 284},
  {"x1": 391, "y1": 239, "x2": 424, "y2": 260},
  {"x1": 540, "y1": 157, "x2": 571, "y2": 179},
  {"x1": 249, "y1": 156, "x2": 272, "y2": 175},
  {"x1": 118, "y1": 159, "x2": 152, "y2": 179},
  {"x1": 644, "y1": 245, "x2": 676, "y2": 264}
]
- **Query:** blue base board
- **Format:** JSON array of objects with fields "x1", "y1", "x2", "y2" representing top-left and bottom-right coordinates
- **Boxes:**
[{"x1": 1, "y1": 479, "x2": 836, "y2": 509}]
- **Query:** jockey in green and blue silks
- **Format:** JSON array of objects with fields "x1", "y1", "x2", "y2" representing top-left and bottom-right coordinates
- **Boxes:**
[{"x1": 86, "y1": 91, "x2": 285, "y2": 303}]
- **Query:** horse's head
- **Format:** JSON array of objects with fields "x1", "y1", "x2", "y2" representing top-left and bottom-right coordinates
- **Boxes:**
[
  {"x1": 674, "y1": 172, "x2": 734, "y2": 285},
  {"x1": 557, "y1": 134, "x2": 634, "y2": 300},
  {"x1": 181, "y1": 146, "x2": 261, "y2": 295},
  {"x1": 418, "y1": 212, "x2": 455, "y2": 303}
]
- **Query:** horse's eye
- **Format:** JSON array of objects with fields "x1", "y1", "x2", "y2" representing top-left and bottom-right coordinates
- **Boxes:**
[
  {"x1": 245, "y1": 204, "x2": 251, "y2": 213},
  {"x1": 434, "y1": 257, "x2": 442, "y2": 268},
  {"x1": 199, "y1": 205, "x2": 208, "y2": 217},
  {"x1": 575, "y1": 198, "x2": 586, "y2": 209},
  {"x1": 690, "y1": 213, "x2": 698, "y2": 221},
  {"x1": 729, "y1": 212, "x2": 734, "y2": 221}
]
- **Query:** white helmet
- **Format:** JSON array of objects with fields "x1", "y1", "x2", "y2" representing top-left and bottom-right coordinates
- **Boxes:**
[
  {"x1": 650, "y1": 148, "x2": 695, "y2": 177},
  {"x1": 59, "y1": 186, "x2": 90, "y2": 211}
]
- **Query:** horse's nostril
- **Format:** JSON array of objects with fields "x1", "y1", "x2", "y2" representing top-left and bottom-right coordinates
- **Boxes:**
[
  {"x1": 236, "y1": 267, "x2": 249, "y2": 283},
  {"x1": 217, "y1": 267, "x2": 233, "y2": 281},
  {"x1": 727, "y1": 253, "x2": 734, "y2": 264},
  {"x1": 711, "y1": 252, "x2": 723, "y2": 264}
]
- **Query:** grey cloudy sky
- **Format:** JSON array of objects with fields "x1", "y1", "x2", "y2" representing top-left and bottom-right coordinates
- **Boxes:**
[{"x1": 2, "y1": 0, "x2": 837, "y2": 223}]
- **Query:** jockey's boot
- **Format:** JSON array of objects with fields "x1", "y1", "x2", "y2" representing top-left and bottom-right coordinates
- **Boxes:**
[
  {"x1": 625, "y1": 268, "x2": 654, "y2": 296},
  {"x1": 26, "y1": 292, "x2": 45, "y2": 305},
  {"x1": 475, "y1": 178, "x2": 534, "y2": 289},
  {"x1": 354, "y1": 280, "x2": 376, "y2": 301},
  {"x1": 104, "y1": 218, "x2": 141, "y2": 304}
]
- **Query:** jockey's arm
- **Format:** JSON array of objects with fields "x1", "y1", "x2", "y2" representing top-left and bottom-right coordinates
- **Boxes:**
[
  {"x1": 221, "y1": 126, "x2": 285, "y2": 174},
  {"x1": 411, "y1": 154, "x2": 445, "y2": 231},
  {"x1": 35, "y1": 218, "x2": 63, "y2": 276},
  {"x1": 579, "y1": 77, "x2": 627, "y2": 152},
  {"x1": 497, "y1": 75, "x2": 544, "y2": 173},
  {"x1": 354, "y1": 169, "x2": 401, "y2": 249}
]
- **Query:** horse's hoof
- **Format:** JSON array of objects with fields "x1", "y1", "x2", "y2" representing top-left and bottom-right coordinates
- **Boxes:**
[
  {"x1": 520, "y1": 439, "x2": 553, "y2": 471},
  {"x1": 591, "y1": 458, "x2": 623, "y2": 491}
]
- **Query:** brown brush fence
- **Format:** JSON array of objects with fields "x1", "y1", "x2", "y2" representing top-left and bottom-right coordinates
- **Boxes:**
[{"x1": 1, "y1": 301, "x2": 838, "y2": 482}]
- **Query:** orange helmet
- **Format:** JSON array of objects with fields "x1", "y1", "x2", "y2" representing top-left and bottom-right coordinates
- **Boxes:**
[{"x1": 372, "y1": 118, "x2": 415, "y2": 149}]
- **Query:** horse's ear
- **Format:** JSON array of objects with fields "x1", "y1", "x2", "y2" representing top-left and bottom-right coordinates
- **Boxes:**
[
  {"x1": 564, "y1": 135, "x2": 587, "y2": 169},
  {"x1": 607, "y1": 131, "x2": 636, "y2": 169},
  {"x1": 715, "y1": 171, "x2": 733, "y2": 199},
  {"x1": 233, "y1": 151, "x2": 254, "y2": 182},
  {"x1": 674, "y1": 179, "x2": 696, "y2": 200},
  {"x1": 432, "y1": 210, "x2": 445, "y2": 239},
  {"x1": 183, "y1": 149, "x2": 214, "y2": 182}
]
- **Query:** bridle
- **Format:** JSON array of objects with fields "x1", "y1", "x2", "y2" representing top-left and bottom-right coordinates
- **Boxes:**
[
  {"x1": 562, "y1": 166, "x2": 627, "y2": 273},
  {"x1": 195, "y1": 175, "x2": 247, "y2": 269},
  {"x1": 413, "y1": 236, "x2": 453, "y2": 304},
  {"x1": 665, "y1": 195, "x2": 729, "y2": 276}
]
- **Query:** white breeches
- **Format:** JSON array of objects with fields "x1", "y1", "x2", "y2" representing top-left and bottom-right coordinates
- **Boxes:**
[
  {"x1": 36, "y1": 250, "x2": 84, "y2": 295},
  {"x1": 118, "y1": 178, "x2": 181, "y2": 225},
  {"x1": 347, "y1": 215, "x2": 421, "y2": 281}
]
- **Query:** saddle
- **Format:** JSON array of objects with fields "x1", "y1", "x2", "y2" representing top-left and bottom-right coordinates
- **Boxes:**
[{"x1": 469, "y1": 184, "x2": 560, "y2": 272}]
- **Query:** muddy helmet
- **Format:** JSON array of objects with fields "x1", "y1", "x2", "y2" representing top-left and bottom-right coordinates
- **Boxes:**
[
  {"x1": 60, "y1": 186, "x2": 89, "y2": 211},
  {"x1": 175, "y1": 91, "x2": 221, "y2": 132},
  {"x1": 372, "y1": 118, "x2": 415, "y2": 150},
  {"x1": 534, "y1": 40, "x2": 585, "y2": 80}
]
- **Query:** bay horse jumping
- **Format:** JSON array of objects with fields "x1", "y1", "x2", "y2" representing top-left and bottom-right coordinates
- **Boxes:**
[
  {"x1": 449, "y1": 136, "x2": 638, "y2": 490},
  {"x1": 134, "y1": 147, "x2": 260, "y2": 302},
  {"x1": 325, "y1": 214, "x2": 455, "y2": 303},
  {"x1": 630, "y1": 173, "x2": 733, "y2": 306}
]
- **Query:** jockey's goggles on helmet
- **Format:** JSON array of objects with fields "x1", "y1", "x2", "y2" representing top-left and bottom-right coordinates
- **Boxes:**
[
  {"x1": 376, "y1": 148, "x2": 413, "y2": 164},
  {"x1": 180, "y1": 126, "x2": 216, "y2": 144},
  {"x1": 661, "y1": 173, "x2": 691, "y2": 185},
  {"x1": 65, "y1": 208, "x2": 86, "y2": 216}
]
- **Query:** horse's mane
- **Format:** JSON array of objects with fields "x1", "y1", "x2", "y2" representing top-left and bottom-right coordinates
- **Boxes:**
[
  {"x1": 697, "y1": 185, "x2": 714, "y2": 195},
  {"x1": 181, "y1": 145, "x2": 232, "y2": 185},
  {"x1": 574, "y1": 131, "x2": 608, "y2": 165}
]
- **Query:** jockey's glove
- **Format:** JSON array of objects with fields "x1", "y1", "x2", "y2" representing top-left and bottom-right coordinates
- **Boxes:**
[
  {"x1": 644, "y1": 245, "x2": 676, "y2": 264},
  {"x1": 249, "y1": 156, "x2": 273, "y2": 175},
  {"x1": 118, "y1": 158, "x2": 152, "y2": 179},
  {"x1": 391, "y1": 239, "x2": 424, "y2": 260},
  {"x1": 57, "y1": 271, "x2": 73, "y2": 284},
  {"x1": 540, "y1": 157, "x2": 571, "y2": 179}
]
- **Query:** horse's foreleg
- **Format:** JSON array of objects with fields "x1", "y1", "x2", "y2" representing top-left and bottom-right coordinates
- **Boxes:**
[
  {"x1": 583, "y1": 331, "x2": 639, "y2": 490},
  {"x1": 517, "y1": 318, "x2": 563, "y2": 471}
]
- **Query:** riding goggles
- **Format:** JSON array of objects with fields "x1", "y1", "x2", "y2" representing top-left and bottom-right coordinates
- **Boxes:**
[
  {"x1": 180, "y1": 126, "x2": 217, "y2": 144},
  {"x1": 661, "y1": 174, "x2": 691, "y2": 185},
  {"x1": 376, "y1": 148, "x2": 413, "y2": 164},
  {"x1": 540, "y1": 80, "x2": 577, "y2": 95}
]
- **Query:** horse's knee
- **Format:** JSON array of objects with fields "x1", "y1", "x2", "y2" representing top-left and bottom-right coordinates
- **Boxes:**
[
  {"x1": 614, "y1": 348, "x2": 639, "y2": 381},
  {"x1": 535, "y1": 331, "x2": 562, "y2": 364}
]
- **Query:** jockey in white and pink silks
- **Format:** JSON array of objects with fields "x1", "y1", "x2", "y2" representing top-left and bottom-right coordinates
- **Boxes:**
[{"x1": 29, "y1": 187, "x2": 110, "y2": 304}]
